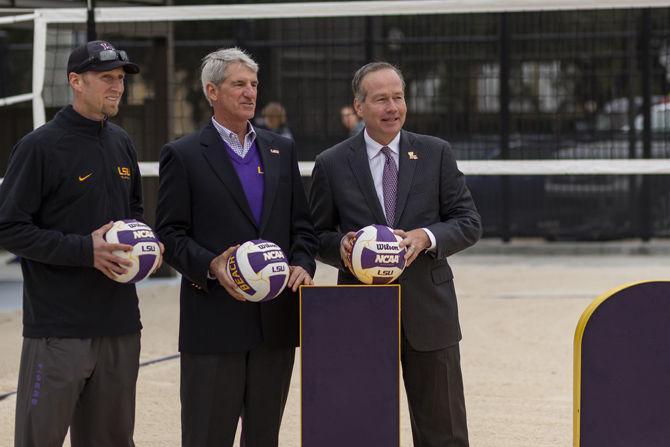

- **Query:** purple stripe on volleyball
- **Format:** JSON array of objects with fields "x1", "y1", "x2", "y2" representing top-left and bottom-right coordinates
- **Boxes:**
[
  {"x1": 375, "y1": 224, "x2": 407, "y2": 269},
  {"x1": 130, "y1": 252, "x2": 157, "y2": 283},
  {"x1": 116, "y1": 229, "x2": 158, "y2": 244},
  {"x1": 242, "y1": 279, "x2": 258, "y2": 297},
  {"x1": 116, "y1": 230, "x2": 134, "y2": 245},
  {"x1": 360, "y1": 247, "x2": 403, "y2": 269},
  {"x1": 247, "y1": 251, "x2": 287, "y2": 274},
  {"x1": 263, "y1": 274, "x2": 288, "y2": 301},
  {"x1": 247, "y1": 252, "x2": 268, "y2": 274},
  {"x1": 374, "y1": 225, "x2": 397, "y2": 242},
  {"x1": 360, "y1": 246, "x2": 378, "y2": 269}
]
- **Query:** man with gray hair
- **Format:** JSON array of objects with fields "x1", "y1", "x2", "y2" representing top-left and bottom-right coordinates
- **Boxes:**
[
  {"x1": 310, "y1": 61, "x2": 481, "y2": 446},
  {"x1": 156, "y1": 47, "x2": 317, "y2": 446}
]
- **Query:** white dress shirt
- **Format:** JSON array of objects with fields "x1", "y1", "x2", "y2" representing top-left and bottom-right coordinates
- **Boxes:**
[{"x1": 363, "y1": 130, "x2": 436, "y2": 251}]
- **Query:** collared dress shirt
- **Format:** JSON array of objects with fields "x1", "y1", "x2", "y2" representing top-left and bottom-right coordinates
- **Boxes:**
[
  {"x1": 363, "y1": 129, "x2": 437, "y2": 251},
  {"x1": 211, "y1": 117, "x2": 257, "y2": 158}
]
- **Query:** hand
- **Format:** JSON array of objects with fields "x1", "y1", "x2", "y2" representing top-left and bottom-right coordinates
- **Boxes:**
[
  {"x1": 340, "y1": 231, "x2": 357, "y2": 270},
  {"x1": 92, "y1": 221, "x2": 134, "y2": 280},
  {"x1": 209, "y1": 245, "x2": 246, "y2": 301},
  {"x1": 394, "y1": 228, "x2": 430, "y2": 268},
  {"x1": 287, "y1": 265, "x2": 313, "y2": 292}
]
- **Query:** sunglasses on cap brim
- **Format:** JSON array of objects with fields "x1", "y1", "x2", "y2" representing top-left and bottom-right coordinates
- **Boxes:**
[{"x1": 73, "y1": 49, "x2": 130, "y2": 73}]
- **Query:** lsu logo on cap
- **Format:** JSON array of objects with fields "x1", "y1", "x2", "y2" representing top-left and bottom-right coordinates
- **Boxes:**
[{"x1": 117, "y1": 166, "x2": 131, "y2": 180}]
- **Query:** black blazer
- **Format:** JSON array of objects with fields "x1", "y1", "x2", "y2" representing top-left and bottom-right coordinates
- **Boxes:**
[
  {"x1": 310, "y1": 130, "x2": 482, "y2": 351},
  {"x1": 156, "y1": 123, "x2": 317, "y2": 354}
]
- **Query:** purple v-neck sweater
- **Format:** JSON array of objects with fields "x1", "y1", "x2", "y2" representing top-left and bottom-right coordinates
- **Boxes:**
[{"x1": 224, "y1": 140, "x2": 264, "y2": 226}]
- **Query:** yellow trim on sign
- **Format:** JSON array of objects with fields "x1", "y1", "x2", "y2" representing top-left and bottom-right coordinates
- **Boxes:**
[
  {"x1": 299, "y1": 285, "x2": 303, "y2": 447},
  {"x1": 398, "y1": 284, "x2": 402, "y2": 447},
  {"x1": 572, "y1": 280, "x2": 659, "y2": 447}
]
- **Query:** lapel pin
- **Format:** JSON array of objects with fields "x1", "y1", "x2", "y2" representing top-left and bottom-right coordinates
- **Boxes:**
[
  {"x1": 270, "y1": 148, "x2": 280, "y2": 155},
  {"x1": 408, "y1": 151, "x2": 418, "y2": 160}
]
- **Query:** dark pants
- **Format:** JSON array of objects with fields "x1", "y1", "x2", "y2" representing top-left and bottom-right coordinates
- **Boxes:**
[
  {"x1": 14, "y1": 332, "x2": 141, "y2": 447},
  {"x1": 181, "y1": 345, "x2": 295, "y2": 447},
  {"x1": 402, "y1": 334, "x2": 469, "y2": 447}
]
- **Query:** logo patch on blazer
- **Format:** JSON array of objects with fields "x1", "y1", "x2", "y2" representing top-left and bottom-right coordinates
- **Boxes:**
[
  {"x1": 408, "y1": 151, "x2": 418, "y2": 160},
  {"x1": 270, "y1": 148, "x2": 280, "y2": 155},
  {"x1": 117, "y1": 166, "x2": 131, "y2": 180}
]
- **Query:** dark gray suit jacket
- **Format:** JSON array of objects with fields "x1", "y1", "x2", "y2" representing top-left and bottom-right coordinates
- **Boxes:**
[{"x1": 309, "y1": 130, "x2": 481, "y2": 351}]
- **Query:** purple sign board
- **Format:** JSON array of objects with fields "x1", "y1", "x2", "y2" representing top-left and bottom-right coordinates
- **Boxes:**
[
  {"x1": 574, "y1": 281, "x2": 670, "y2": 447},
  {"x1": 301, "y1": 285, "x2": 400, "y2": 447}
]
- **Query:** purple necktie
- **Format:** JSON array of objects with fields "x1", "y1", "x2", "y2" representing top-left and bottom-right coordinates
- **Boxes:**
[{"x1": 381, "y1": 146, "x2": 398, "y2": 226}]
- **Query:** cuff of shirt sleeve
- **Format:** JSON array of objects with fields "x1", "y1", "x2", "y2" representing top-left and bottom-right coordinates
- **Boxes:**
[
  {"x1": 421, "y1": 228, "x2": 436, "y2": 252},
  {"x1": 83, "y1": 234, "x2": 95, "y2": 267}
]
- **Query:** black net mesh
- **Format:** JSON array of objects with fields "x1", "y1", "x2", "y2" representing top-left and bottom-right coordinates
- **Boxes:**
[{"x1": 2, "y1": 6, "x2": 670, "y2": 238}]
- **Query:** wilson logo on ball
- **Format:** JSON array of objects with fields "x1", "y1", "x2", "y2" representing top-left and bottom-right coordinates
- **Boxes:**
[
  {"x1": 226, "y1": 240, "x2": 290, "y2": 302},
  {"x1": 103, "y1": 219, "x2": 161, "y2": 283},
  {"x1": 349, "y1": 224, "x2": 407, "y2": 285}
]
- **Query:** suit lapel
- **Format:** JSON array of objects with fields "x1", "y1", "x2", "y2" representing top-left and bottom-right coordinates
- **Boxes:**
[
  {"x1": 200, "y1": 124, "x2": 256, "y2": 227},
  {"x1": 394, "y1": 130, "x2": 419, "y2": 227},
  {"x1": 348, "y1": 134, "x2": 387, "y2": 225},
  {"x1": 256, "y1": 132, "x2": 280, "y2": 234}
]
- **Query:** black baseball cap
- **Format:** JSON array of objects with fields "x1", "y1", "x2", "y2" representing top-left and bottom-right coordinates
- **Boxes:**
[{"x1": 67, "y1": 40, "x2": 140, "y2": 75}]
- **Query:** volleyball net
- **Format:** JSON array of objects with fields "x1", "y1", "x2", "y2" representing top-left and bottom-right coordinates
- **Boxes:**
[{"x1": 1, "y1": 0, "x2": 670, "y2": 238}]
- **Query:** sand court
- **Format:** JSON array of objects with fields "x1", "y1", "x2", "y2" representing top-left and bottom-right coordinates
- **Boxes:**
[{"x1": 1, "y1": 250, "x2": 669, "y2": 446}]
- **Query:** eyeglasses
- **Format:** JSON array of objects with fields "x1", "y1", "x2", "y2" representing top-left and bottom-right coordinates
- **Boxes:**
[{"x1": 73, "y1": 49, "x2": 129, "y2": 73}]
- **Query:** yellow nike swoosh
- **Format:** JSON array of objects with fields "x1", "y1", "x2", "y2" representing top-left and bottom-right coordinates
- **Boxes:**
[{"x1": 78, "y1": 173, "x2": 93, "y2": 182}]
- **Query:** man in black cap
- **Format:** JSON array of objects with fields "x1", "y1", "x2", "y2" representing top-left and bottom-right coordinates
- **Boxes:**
[{"x1": 0, "y1": 40, "x2": 148, "y2": 447}]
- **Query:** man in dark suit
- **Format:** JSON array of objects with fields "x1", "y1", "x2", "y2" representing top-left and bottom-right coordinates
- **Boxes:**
[
  {"x1": 310, "y1": 62, "x2": 482, "y2": 447},
  {"x1": 156, "y1": 47, "x2": 317, "y2": 447}
]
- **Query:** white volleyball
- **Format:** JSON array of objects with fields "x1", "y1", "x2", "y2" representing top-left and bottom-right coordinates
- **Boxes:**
[
  {"x1": 103, "y1": 219, "x2": 161, "y2": 283},
  {"x1": 349, "y1": 224, "x2": 407, "y2": 285},
  {"x1": 226, "y1": 239, "x2": 290, "y2": 302}
]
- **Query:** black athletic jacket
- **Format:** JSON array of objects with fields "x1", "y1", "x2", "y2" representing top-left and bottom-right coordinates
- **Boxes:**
[{"x1": 0, "y1": 105, "x2": 144, "y2": 338}]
